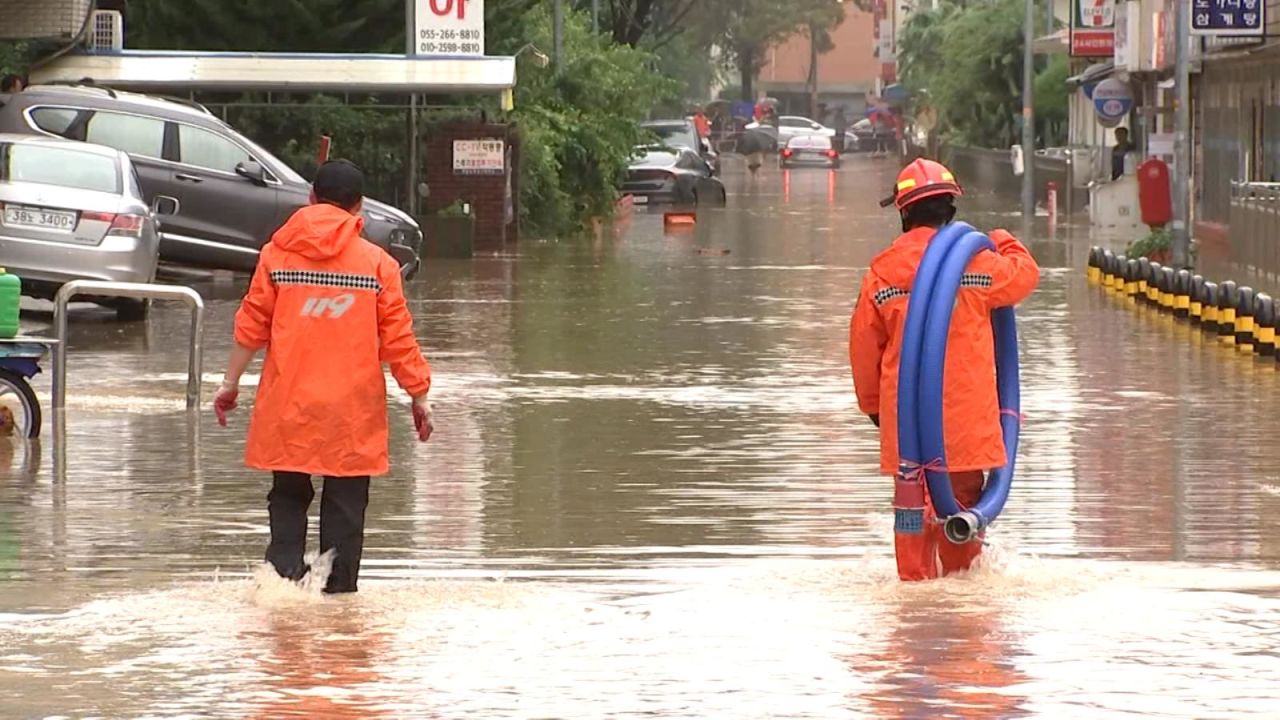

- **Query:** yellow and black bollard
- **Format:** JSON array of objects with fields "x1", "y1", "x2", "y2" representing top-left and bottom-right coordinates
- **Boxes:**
[
  {"x1": 1101, "y1": 250, "x2": 1117, "y2": 292},
  {"x1": 1088, "y1": 247, "x2": 1102, "y2": 285},
  {"x1": 1174, "y1": 269, "x2": 1192, "y2": 319},
  {"x1": 1189, "y1": 274, "x2": 1206, "y2": 325},
  {"x1": 1160, "y1": 267, "x2": 1177, "y2": 311},
  {"x1": 1235, "y1": 286, "x2": 1256, "y2": 352},
  {"x1": 1255, "y1": 292, "x2": 1276, "y2": 356},
  {"x1": 1125, "y1": 258, "x2": 1141, "y2": 298},
  {"x1": 1110, "y1": 254, "x2": 1126, "y2": 292},
  {"x1": 1202, "y1": 281, "x2": 1221, "y2": 334},
  {"x1": 1219, "y1": 281, "x2": 1239, "y2": 345},
  {"x1": 1137, "y1": 257, "x2": 1153, "y2": 302},
  {"x1": 1146, "y1": 262, "x2": 1164, "y2": 305}
]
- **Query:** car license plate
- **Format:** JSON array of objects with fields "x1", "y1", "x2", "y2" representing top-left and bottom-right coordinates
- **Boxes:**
[
  {"x1": 632, "y1": 195, "x2": 650, "y2": 205},
  {"x1": 3, "y1": 205, "x2": 77, "y2": 233}
]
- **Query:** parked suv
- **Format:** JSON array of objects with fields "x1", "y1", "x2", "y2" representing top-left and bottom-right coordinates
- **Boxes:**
[{"x1": 0, "y1": 85, "x2": 421, "y2": 277}]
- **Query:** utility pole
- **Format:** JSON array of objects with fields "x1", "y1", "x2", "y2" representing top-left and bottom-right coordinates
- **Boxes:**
[
  {"x1": 1020, "y1": 0, "x2": 1035, "y2": 221},
  {"x1": 406, "y1": 0, "x2": 419, "y2": 217},
  {"x1": 592, "y1": 0, "x2": 600, "y2": 34},
  {"x1": 554, "y1": 0, "x2": 564, "y2": 71},
  {"x1": 1172, "y1": 0, "x2": 1192, "y2": 268}
]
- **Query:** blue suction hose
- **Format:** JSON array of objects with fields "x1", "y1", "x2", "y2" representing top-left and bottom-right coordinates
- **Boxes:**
[{"x1": 896, "y1": 222, "x2": 1021, "y2": 544}]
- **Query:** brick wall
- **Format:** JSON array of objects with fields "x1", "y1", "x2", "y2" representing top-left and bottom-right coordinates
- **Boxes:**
[
  {"x1": 0, "y1": 0, "x2": 90, "y2": 40},
  {"x1": 423, "y1": 122, "x2": 519, "y2": 253}
]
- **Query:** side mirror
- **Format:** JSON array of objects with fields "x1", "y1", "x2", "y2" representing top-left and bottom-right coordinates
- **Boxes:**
[
  {"x1": 235, "y1": 160, "x2": 267, "y2": 186},
  {"x1": 151, "y1": 195, "x2": 180, "y2": 216}
]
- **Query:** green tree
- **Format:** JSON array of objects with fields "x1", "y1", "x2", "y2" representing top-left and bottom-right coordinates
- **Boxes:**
[
  {"x1": 496, "y1": 5, "x2": 678, "y2": 234},
  {"x1": 898, "y1": 0, "x2": 1061, "y2": 149},
  {"x1": 713, "y1": 0, "x2": 846, "y2": 102}
]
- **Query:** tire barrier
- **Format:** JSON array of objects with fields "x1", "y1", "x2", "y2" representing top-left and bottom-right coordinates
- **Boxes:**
[
  {"x1": 1088, "y1": 246, "x2": 1280, "y2": 362},
  {"x1": 899, "y1": 222, "x2": 1021, "y2": 545}
]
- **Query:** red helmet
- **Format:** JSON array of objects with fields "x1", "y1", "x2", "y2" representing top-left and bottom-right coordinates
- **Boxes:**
[{"x1": 880, "y1": 159, "x2": 963, "y2": 210}]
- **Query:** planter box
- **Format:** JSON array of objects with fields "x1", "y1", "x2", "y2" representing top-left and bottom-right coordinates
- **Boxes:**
[{"x1": 419, "y1": 215, "x2": 475, "y2": 258}]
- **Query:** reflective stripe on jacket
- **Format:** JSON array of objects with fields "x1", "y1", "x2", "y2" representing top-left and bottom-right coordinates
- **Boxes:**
[
  {"x1": 850, "y1": 226, "x2": 1039, "y2": 475},
  {"x1": 234, "y1": 203, "x2": 431, "y2": 477}
]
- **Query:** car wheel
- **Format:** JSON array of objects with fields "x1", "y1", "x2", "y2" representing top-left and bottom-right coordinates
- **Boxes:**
[{"x1": 113, "y1": 298, "x2": 151, "y2": 322}]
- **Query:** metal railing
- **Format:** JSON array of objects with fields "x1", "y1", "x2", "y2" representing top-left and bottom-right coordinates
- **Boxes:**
[
  {"x1": 1228, "y1": 181, "x2": 1280, "y2": 280},
  {"x1": 52, "y1": 280, "x2": 206, "y2": 413}
]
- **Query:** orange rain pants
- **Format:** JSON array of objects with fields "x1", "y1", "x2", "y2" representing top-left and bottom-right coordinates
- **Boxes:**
[{"x1": 894, "y1": 470, "x2": 985, "y2": 581}]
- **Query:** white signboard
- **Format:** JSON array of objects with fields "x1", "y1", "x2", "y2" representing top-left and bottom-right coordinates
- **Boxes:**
[
  {"x1": 415, "y1": 0, "x2": 484, "y2": 56},
  {"x1": 453, "y1": 139, "x2": 505, "y2": 175}
]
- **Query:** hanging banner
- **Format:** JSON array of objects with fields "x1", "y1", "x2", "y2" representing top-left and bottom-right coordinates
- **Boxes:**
[
  {"x1": 414, "y1": 0, "x2": 485, "y2": 55},
  {"x1": 1072, "y1": 0, "x2": 1117, "y2": 56},
  {"x1": 1191, "y1": 0, "x2": 1265, "y2": 37}
]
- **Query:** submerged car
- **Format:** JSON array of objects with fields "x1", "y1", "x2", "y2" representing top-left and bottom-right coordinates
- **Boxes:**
[
  {"x1": 0, "y1": 134, "x2": 177, "y2": 319},
  {"x1": 0, "y1": 85, "x2": 421, "y2": 277},
  {"x1": 640, "y1": 119, "x2": 720, "y2": 175},
  {"x1": 622, "y1": 146, "x2": 727, "y2": 206},
  {"x1": 780, "y1": 135, "x2": 841, "y2": 169}
]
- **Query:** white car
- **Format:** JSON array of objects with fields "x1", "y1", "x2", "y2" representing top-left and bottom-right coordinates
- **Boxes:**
[{"x1": 746, "y1": 115, "x2": 837, "y2": 143}]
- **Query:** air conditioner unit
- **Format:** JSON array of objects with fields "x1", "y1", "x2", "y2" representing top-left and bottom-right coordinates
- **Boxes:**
[{"x1": 87, "y1": 10, "x2": 124, "y2": 53}]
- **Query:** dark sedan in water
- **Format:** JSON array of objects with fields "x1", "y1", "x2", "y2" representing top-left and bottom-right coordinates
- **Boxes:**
[{"x1": 622, "y1": 147, "x2": 727, "y2": 206}]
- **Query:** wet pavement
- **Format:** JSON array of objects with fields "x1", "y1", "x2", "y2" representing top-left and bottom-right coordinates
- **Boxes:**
[{"x1": 2, "y1": 157, "x2": 1280, "y2": 718}]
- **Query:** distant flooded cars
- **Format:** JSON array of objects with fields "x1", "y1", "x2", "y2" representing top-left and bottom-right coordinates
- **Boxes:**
[
  {"x1": 622, "y1": 147, "x2": 727, "y2": 206},
  {"x1": 780, "y1": 135, "x2": 841, "y2": 169},
  {"x1": 0, "y1": 134, "x2": 176, "y2": 320}
]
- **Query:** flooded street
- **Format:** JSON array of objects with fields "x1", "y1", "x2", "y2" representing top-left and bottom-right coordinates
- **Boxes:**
[{"x1": 3, "y1": 158, "x2": 1280, "y2": 718}]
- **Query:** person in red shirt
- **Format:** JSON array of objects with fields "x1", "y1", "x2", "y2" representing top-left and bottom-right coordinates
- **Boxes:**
[
  {"x1": 693, "y1": 109, "x2": 711, "y2": 139},
  {"x1": 850, "y1": 159, "x2": 1039, "y2": 580},
  {"x1": 213, "y1": 159, "x2": 435, "y2": 593}
]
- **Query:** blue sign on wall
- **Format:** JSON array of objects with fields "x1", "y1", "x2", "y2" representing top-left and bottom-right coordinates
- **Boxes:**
[{"x1": 1192, "y1": 0, "x2": 1265, "y2": 37}]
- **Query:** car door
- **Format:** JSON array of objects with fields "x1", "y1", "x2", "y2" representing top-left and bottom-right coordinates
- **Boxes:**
[
  {"x1": 167, "y1": 123, "x2": 282, "y2": 271},
  {"x1": 779, "y1": 117, "x2": 809, "y2": 141}
]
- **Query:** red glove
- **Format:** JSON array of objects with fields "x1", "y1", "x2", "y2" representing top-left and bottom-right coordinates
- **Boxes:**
[
  {"x1": 412, "y1": 396, "x2": 434, "y2": 442},
  {"x1": 213, "y1": 382, "x2": 239, "y2": 427}
]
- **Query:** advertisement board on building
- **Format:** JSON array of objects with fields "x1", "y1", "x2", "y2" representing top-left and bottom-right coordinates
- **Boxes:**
[
  {"x1": 1191, "y1": 0, "x2": 1264, "y2": 36},
  {"x1": 1072, "y1": 0, "x2": 1117, "y2": 56},
  {"x1": 453, "y1": 139, "x2": 505, "y2": 175},
  {"x1": 415, "y1": 0, "x2": 484, "y2": 55},
  {"x1": 1114, "y1": 2, "x2": 1137, "y2": 69}
]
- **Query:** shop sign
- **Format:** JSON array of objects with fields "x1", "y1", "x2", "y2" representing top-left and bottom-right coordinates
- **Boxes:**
[
  {"x1": 1191, "y1": 0, "x2": 1265, "y2": 37},
  {"x1": 1072, "y1": 0, "x2": 1117, "y2": 56},
  {"x1": 453, "y1": 139, "x2": 505, "y2": 175},
  {"x1": 1092, "y1": 77, "x2": 1134, "y2": 128},
  {"x1": 415, "y1": 0, "x2": 484, "y2": 55}
]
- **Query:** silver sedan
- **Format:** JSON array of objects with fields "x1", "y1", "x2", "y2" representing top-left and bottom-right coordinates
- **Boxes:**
[{"x1": 0, "y1": 134, "x2": 177, "y2": 320}]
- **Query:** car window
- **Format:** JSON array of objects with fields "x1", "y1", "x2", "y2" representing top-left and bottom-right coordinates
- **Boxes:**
[
  {"x1": 178, "y1": 124, "x2": 253, "y2": 174},
  {"x1": 781, "y1": 118, "x2": 807, "y2": 128},
  {"x1": 29, "y1": 107, "x2": 80, "y2": 137},
  {"x1": 84, "y1": 111, "x2": 165, "y2": 158},
  {"x1": 127, "y1": 163, "x2": 144, "y2": 199},
  {"x1": 1, "y1": 143, "x2": 120, "y2": 194},
  {"x1": 789, "y1": 135, "x2": 831, "y2": 149},
  {"x1": 633, "y1": 149, "x2": 679, "y2": 167},
  {"x1": 676, "y1": 152, "x2": 701, "y2": 170}
]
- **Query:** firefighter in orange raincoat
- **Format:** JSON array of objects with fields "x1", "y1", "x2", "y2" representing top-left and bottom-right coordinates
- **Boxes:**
[
  {"x1": 212, "y1": 159, "x2": 434, "y2": 594},
  {"x1": 850, "y1": 159, "x2": 1039, "y2": 581}
]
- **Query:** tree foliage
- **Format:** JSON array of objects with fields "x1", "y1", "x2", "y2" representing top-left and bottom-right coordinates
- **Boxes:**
[
  {"x1": 898, "y1": 0, "x2": 1066, "y2": 148},
  {"x1": 715, "y1": 0, "x2": 847, "y2": 101},
  {"x1": 497, "y1": 5, "x2": 678, "y2": 234}
]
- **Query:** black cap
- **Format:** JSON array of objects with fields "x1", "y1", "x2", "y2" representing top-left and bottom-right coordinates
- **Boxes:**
[{"x1": 313, "y1": 159, "x2": 364, "y2": 208}]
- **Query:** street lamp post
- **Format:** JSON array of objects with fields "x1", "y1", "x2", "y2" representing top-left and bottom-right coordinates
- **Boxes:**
[
  {"x1": 554, "y1": 0, "x2": 564, "y2": 71},
  {"x1": 1020, "y1": 0, "x2": 1035, "y2": 222},
  {"x1": 1172, "y1": 0, "x2": 1192, "y2": 267}
]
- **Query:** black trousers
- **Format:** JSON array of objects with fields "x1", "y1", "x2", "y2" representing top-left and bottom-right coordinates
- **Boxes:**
[{"x1": 266, "y1": 471, "x2": 370, "y2": 593}]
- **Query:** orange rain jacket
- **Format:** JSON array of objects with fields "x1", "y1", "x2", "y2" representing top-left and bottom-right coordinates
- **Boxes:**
[
  {"x1": 851, "y1": 226, "x2": 1039, "y2": 475},
  {"x1": 234, "y1": 203, "x2": 431, "y2": 478}
]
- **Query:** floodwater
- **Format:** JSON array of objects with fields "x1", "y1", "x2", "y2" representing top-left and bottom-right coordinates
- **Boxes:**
[{"x1": 3, "y1": 158, "x2": 1280, "y2": 718}]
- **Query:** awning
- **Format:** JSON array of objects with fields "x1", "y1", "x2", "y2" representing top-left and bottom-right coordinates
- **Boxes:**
[
  {"x1": 1033, "y1": 28, "x2": 1070, "y2": 56},
  {"x1": 1066, "y1": 61, "x2": 1116, "y2": 88},
  {"x1": 29, "y1": 50, "x2": 516, "y2": 95}
]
